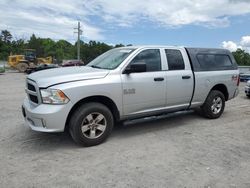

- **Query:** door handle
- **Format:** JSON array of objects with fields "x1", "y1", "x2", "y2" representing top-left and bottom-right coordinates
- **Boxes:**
[
  {"x1": 182, "y1": 75, "x2": 191, "y2": 79},
  {"x1": 154, "y1": 77, "x2": 164, "y2": 81}
]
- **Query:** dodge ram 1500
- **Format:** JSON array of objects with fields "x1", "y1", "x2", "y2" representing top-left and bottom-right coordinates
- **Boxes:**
[{"x1": 22, "y1": 46, "x2": 239, "y2": 146}]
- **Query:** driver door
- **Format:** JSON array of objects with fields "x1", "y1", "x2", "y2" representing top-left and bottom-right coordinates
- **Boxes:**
[{"x1": 121, "y1": 49, "x2": 166, "y2": 117}]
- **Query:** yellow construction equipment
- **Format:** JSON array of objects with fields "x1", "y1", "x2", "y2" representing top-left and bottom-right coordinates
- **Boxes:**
[{"x1": 8, "y1": 49, "x2": 53, "y2": 72}]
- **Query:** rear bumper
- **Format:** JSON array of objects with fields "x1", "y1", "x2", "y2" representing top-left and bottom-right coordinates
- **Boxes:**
[
  {"x1": 233, "y1": 88, "x2": 239, "y2": 98},
  {"x1": 22, "y1": 97, "x2": 73, "y2": 132}
]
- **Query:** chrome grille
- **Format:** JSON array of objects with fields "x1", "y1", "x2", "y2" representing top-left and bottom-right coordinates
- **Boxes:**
[
  {"x1": 27, "y1": 83, "x2": 36, "y2": 92},
  {"x1": 29, "y1": 94, "x2": 38, "y2": 103},
  {"x1": 26, "y1": 80, "x2": 40, "y2": 105}
]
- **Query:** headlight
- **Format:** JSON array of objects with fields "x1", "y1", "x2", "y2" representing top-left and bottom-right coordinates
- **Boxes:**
[
  {"x1": 247, "y1": 81, "x2": 250, "y2": 87},
  {"x1": 40, "y1": 88, "x2": 69, "y2": 104}
]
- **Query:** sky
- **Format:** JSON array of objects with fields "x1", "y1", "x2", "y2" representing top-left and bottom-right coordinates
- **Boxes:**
[{"x1": 0, "y1": 0, "x2": 250, "y2": 52}]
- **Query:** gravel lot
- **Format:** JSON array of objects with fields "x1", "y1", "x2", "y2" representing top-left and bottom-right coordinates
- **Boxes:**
[{"x1": 0, "y1": 72, "x2": 250, "y2": 188}]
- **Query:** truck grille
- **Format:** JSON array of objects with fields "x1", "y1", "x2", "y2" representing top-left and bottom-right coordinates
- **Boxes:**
[
  {"x1": 27, "y1": 83, "x2": 36, "y2": 92},
  {"x1": 29, "y1": 94, "x2": 39, "y2": 103},
  {"x1": 26, "y1": 80, "x2": 40, "y2": 104}
]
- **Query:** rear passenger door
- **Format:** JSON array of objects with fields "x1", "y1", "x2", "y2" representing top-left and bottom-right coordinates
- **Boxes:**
[
  {"x1": 121, "y1": 49, "x2": 166, "y2": 116},
  {"x1": 165, "y1": 49, "x2": 194, "y2": 108}
]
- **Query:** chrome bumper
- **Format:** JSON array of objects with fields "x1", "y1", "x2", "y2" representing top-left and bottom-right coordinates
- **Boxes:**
[{"x1": 22, "y1": 97, "x2": 72, "y2": 132}]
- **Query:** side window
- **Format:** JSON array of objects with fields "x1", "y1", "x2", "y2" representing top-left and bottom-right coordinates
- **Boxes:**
[
  {"x1": 214, "y1": 55, "x2": 232, "y2": 66},
  {"x1": 196, "y1": 54, "x2": 215, "y2": 69},
  {"x1": 197, "y1": 54, "x2": 233, "y2": 70},
  {"x1": 165, "y1": 49, "x2": 185, "y2": 70},
  {"x1": 130, "y1": 49, "x2": 161, "y2": 72}
]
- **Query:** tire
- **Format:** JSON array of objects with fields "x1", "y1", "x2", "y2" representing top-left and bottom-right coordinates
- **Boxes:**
[
  {"x1": 201, "y1": 90, "x2": 225, "y2": 119},
  {"x1": 16, "y1": 63, "x2": 28, "y2": 72},
  {"x1": 69, "y1": 102, "x2": 114, "y2": 147}
]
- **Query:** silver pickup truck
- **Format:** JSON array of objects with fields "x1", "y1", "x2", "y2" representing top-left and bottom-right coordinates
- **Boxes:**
[{"x1": 22, "y1": 46, "x2": 239, "y2": 146}]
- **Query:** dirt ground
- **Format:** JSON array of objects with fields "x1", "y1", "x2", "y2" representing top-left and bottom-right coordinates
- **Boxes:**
[{"x1": 0, "y1": 72, "x2": 250, "y2": 188}]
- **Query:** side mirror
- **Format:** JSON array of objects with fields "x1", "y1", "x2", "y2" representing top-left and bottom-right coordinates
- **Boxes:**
[{"x1": 124, "y1": 62, "x2": 146, "y2": 74}]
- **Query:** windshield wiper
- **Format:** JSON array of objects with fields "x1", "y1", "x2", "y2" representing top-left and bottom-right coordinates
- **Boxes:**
[{"x1": 90, "y1": 65, "x2": 103, "y2": 69}]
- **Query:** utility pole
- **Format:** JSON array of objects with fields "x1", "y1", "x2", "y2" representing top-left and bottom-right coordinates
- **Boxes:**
[{"x1": 74, "y1": 21, "x2": 82, "y2": 60}]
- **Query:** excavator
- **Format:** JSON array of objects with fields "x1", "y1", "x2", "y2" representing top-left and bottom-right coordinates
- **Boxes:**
[{"x1": 8, "y1": 49, "x2": 53, "y2": 72}]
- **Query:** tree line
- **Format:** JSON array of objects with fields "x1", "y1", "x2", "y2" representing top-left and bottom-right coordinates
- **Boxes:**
[
  {"x1": 232, "y1": 49, "x2": 250, "y2": 66},
  {"x1": 0, "y1": 30, "x2": 250, "y2": 65},
  {"x1": 0, "y1": 30, "x2": 126, "y2": 64}
]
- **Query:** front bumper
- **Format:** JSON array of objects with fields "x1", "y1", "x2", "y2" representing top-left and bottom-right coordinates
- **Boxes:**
[
  {"x1": 245, "y1": 85, "x2": 250, "y2": 96},
  {"x1": 22, "y1": 97, "x2": 73, "y2": 132}
]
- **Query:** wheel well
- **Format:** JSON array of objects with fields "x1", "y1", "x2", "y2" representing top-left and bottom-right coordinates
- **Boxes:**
[
  {"x1": 211, "y1": 84, "x2": 229, "y2": 101},
  {"x1": 65, "y1": 96, "x2": 120, "y2": 130}
]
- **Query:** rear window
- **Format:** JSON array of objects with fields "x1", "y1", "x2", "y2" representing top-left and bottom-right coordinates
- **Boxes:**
[{"x1": 196, "y1": 54, "x2": 232, "y2": 69}]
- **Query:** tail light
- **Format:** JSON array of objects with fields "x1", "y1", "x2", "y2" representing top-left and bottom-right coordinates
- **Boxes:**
[{"x1": 232, "y1": 75, "x2": 240, "y2": 86}]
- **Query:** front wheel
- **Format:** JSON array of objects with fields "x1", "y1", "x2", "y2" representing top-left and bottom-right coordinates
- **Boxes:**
[
  {"x1": 69, "y1": 102, "x2": 114, "y2": 147},
  {"x1": 16, "y1": 63, "x2": 28, "y2": 72},
  {"x1": 201, "y1": 90, "x2": 225, "y2": 119}
]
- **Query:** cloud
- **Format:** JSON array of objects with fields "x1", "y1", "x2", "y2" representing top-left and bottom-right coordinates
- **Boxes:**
[
  {"x1": 222, "y1": 35, "x2": 250, "y2": 52},
  {"x1": 1, "y1": 0, "x2": 250, "y2": 42},
  {"x1": 241, "y1": 36, "x2": 250, "y2": 47},
  {"x1": 84, "y1": 0, "x2": 250, "y2": 28},
  {"x1": 0, "y1": 0, "x2": 104, "y2": 42},
  {"x1": 222, "y1": 41, "x2": 242, "y2": 52}
]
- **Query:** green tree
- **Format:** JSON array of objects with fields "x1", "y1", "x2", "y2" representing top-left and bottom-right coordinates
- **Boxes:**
[
  {"x1": 11, "y1": 39, "x2": 26, "y2": 54},
  {"x1": 0, "y1": 38, "x2": 7, "y2": 59},
  {"x1": 115, "y1": 44, "x2": 124, "y2": 48},
  {"x1": 42, "y1": 38, "x2": 56, "y2": 56},
  {"x1": 0, "y1": 30, "x2": 12, "y2": 59},
  {"x1": 55, "y1": 40, "x2": 74, "y2": 61},
  {"x1": 232, "y1": 49, "x2": 250, "y2": 66},
  {"x1": 0, "y1": 30, "x2": 128, "y2": 62},
  {"x1": 1, "y1": 30, "x2": 12, "y2": 43},
  {"x1": 80, "y1": 41, "x2": 112, "y2": 63},
  {"x1": 27, "y1": 34, "x2": 45, "y2": 57}
]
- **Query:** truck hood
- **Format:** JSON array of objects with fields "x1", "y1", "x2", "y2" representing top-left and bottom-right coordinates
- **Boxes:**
[{"x1": 28, "y1": 66, "x2": 109, "y2": 88}]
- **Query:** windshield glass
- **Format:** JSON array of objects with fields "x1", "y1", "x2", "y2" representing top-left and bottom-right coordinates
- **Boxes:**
[{"x1": 87, "y1": 48, "x2": 135, "y2": 70}]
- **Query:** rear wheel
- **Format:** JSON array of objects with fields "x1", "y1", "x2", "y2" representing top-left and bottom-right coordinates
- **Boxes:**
[
  {"x1": 16, "y1": 63, "x2": 28, "y2": 72},
  {"x1": 201, "y1": 90, "x2": 225, "y2": 119},
  {"x1": 69, "y1": 102, "x2": 114, "y2": 146}
]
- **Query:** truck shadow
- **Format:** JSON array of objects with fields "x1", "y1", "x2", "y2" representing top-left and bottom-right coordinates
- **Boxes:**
[
  {"x1": 112, "y1": 110, "x2": 202, "y2": 138},
  {"x1": 17, "y1": 130, "x2": 77, "y2": 151},
  {"x1": 18, "y1": 110, "x2": 204, "y2": 151}
]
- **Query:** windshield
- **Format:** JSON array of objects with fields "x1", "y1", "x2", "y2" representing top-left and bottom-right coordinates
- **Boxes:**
[{"x1": 87, "y1": 48, "x2": 135, "y2": 70}]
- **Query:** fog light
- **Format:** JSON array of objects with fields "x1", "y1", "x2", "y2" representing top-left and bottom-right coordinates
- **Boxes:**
[
  {"x1": 41, "y1": 119, "x2": 46, "y2": 128},
  {"x1": 27, "y1": 118, "x2": 35, "y2": 126}
]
